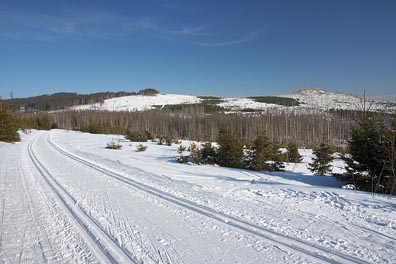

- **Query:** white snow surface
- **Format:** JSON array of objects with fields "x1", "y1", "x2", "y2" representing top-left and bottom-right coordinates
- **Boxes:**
[
  {"x1": 1, "y1": 129, "x2": 396, "y2": 263},
  {"x1": 71, "y1": 89, "x2": 395, "y2": 113},
  {"x1": 218, "y1": 97, "x2": 280, "y2": 111},
  {"x1": 72, "y1": 94, "x2": 201, "y2": 112},
  {"x1": 281, "y1": 88, "x2": 396, "y2": 112}
]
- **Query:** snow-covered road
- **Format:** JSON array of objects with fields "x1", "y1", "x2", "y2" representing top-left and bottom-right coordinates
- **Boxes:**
[{"x1": 1, "y1": 130, "x2": 395, "y2": 263}]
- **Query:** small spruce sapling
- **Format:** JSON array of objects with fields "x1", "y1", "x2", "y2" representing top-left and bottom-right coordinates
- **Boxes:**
[
  {"x1": 177, "y1": 144, "x2": 187, "y2": 163},
  {"x1": 308, "y1": 142, "x2": 334, "y2": 176},
  {"x1": 286, "y1": 142, "x2": 303, "y2": 163}
]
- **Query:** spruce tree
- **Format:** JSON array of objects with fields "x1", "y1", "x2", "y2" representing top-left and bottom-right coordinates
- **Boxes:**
[
  {"x1": 250, "y1": 133, "x2": 272, "y2": 171},
  {"x1": 0, "y1": 98, "x2": 20, "y2": 142},
  {"x1": 344, "y1": 113, "x2": 387, "y2": 191},
  {"x1": 217, "y1": 124, "x2": 243, "y2": 168},
  {"x1": 177, "y1": 144, "x2": 187, "y2": 163},
  {"x1": 286, "y1": 142, "x2": 303, "y2": 163},
  {"x1": 250, "y1": 132, "x2": 284, "y2": 171},
  {"x1": 200, "y1": 142, "x2": 217, "y2": 164},
  {"x1": 190, "y1": 143, "x2": 202, "y2": 164},
  {"x1": 308, "y1": 141, "x2": 333, "y2": 176}
]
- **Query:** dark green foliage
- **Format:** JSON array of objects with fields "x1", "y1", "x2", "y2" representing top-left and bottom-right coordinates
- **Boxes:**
[
  {"x1": 309, "y1": 142, "x2": 334, "y2": 176},
  {"x1": 177, "y1": 144, "x2": 186, "y2": 153},
  {"x1": 36, "y1": 113, "x2": 51, "y2": 130},
  {"x1": 177, "y1": 144, "x2": 188, "y2": 163},
  {"x1": 200, "y1": 142, "x2": 217, "y2": 164},
  {"x1": 248, "y1": 133, "x2": 284, "y2": 171},
  {"x1": 248, "y1": 96, "x2": 300, "y2": 107},
  {"x1": 286, "y1": 142, "x2": 303, "y2": 163},
  {"x1": 125, "y1": 129, "x2": 148, "y2": 142},
  {"x1": 217, "y1": 124, "x2": 243, "y2": 168},
  {"x1": 190, "y1": 143, "x2": 202, "y2": 164},
  {"x1": 16, "y1": 112, "x2": 56, "y2": 131},
  {"x1": 0, "y1": 98, "x2": 20, "y2": 142},
  {"x1": 343, "y1": 113, "x2": 396, "y2": 193},
  {"x1": 166, "y1": 136, "x2": 172, "y2": 146}
]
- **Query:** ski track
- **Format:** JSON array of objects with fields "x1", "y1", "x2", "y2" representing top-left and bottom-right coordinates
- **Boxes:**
[
  {"x1": 29, "y1": 132, "x2": 272, "y2": 263},
  {"x1": 2, "y1": 130, "x2": 394, "y2": 263},
  {"x1": 1, "y1": 139, "x2": 97, "y2": 263},
  {"x1": 46, "y1": 132, "x2": 368, "y2": 264},
  {"x1": 0, "y1": 142, "x2": 52, "y2": 263},
  {"x1": 28, "y1": 135, "x2": 140, "y2": 264}
]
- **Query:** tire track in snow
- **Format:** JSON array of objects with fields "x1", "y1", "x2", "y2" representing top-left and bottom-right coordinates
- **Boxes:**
[
  {"x1": 48, "y1": 133, "x2": 368, "y2": 264},
  {"x1": 28, "y1": 136, "x2": 140, "y2": 264}
]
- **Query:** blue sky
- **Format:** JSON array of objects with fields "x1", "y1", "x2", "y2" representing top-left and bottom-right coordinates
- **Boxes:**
[{"x1": 0, "y1": 0, "x2": 395, "y2": 99}]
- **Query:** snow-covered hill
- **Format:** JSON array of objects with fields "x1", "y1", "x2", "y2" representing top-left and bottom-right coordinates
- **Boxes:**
[
  {"x1": 281, "y1": 87, "x2": 396, "y2": 112},
  {"x1": 71, "y1": 88, "x2": 396, "y2": 113},
  {"x1": 72, "y1": 94, "x2": 202, "y2": 111}
]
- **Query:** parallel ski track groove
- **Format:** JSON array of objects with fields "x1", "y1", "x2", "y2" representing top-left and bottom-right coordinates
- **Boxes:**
[
  {"x1": 28, "y1": 135, "x2": 140, "y2": 264},
  {"x1": 48, "y1": 133, "x2": 368, "y2": 264}
]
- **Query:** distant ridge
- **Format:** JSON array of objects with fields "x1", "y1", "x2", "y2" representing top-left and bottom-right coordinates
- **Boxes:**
[{"x1": 5, "y1": 87, "x2": 396, "y2": 113}]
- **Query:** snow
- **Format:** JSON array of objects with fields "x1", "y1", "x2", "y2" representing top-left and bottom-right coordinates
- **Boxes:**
[
  {"x1": 218, "y1": 97, "x2": 280, "y2": 111},
  {"x1": 1, "y1": 129, "x2": 395, "y2": 263},
  {"x1": 71, "y1": 89, "x2": 396, "y2": 114},
  {"x1": 72, "y1": 94, "x2": 202, "y2": 112},
  {"x1": 281, "y1": 87, "x2": 396, "y2": 112}
]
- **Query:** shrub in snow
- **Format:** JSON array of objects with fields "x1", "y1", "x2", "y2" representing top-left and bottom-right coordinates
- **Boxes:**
[
  {"x1": 125, "y1": 129, "x2": 147, "y2": 142},
  {"x1": 106, "y1": 141, "x2": 122, "y2": 150},
  {"x1": 135, "y1": 144, "x2": 148, "y2": 152}
]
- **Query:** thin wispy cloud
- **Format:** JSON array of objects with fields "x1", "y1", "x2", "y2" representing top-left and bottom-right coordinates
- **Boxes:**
[
  {"x1": 195, "y1": 29, "x2": 265, "y2": 47},
  {"x1": 0, "y1": 7, "x2": 263, "y2": 48},
  {"x1": 0, "y1": 8, "x2": 207, "y2": 42}
]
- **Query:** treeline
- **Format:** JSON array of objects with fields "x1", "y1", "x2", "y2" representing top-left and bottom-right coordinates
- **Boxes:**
[
  {"x1": 4, "y1": 88, "x2": 159, "y2": 111},
  {"x1": 47, "y1": 105, "x2": 367, "y2": 147}
]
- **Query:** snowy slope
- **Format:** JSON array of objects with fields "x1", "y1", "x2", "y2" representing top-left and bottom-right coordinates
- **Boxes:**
[
  {"x1": 71, "y1": 89, "x2": 396, "y2": 113},
  {"x1": 281, "y1": 87, "x2": 396, "y2": 112},
  {"x1": 72, "y1": 94, "x2": 201, "y2": 111},
  {"x1": 218, "y1": 97, "x2": 281, "y2": 111},
  {"x1": 1, "y1": 129, "x2": 395, "y2": 263}
]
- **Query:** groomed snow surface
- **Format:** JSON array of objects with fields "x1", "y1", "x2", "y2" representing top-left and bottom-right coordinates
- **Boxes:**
[{"x1": 1, "y1": 130, "x2": 395, "y2": 263}]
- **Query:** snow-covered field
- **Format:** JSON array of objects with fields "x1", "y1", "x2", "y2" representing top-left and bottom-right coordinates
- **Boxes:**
[{"x1": 1, "y1": 130, "x2": 395, "y2": 263}]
